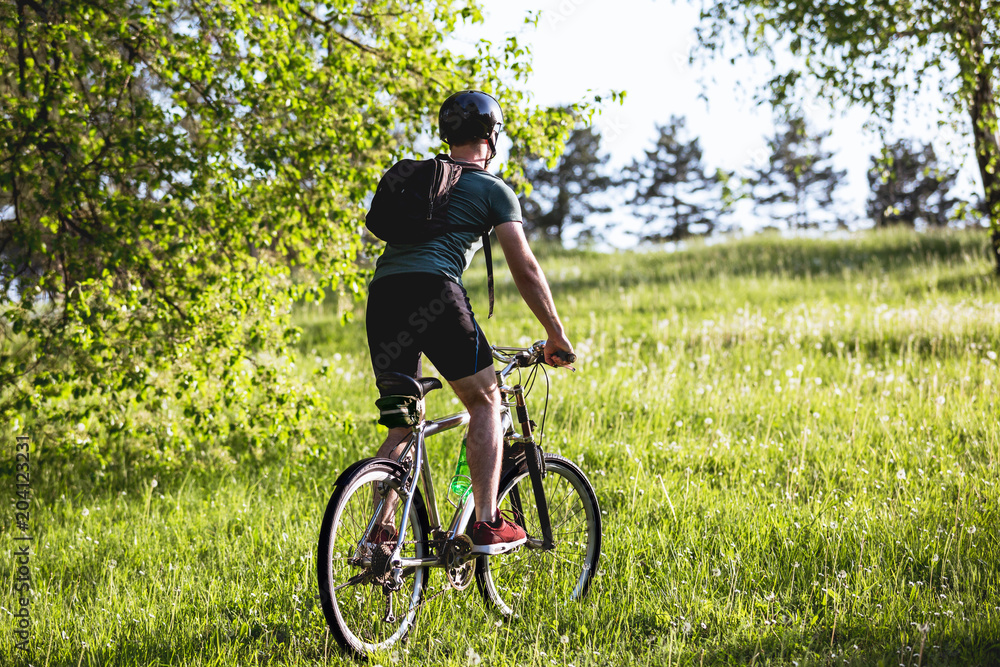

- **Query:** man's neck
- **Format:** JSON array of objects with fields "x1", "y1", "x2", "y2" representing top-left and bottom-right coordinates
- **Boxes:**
[{"x1": 449, "y1": 143, "x2": 490, "y2": 169}]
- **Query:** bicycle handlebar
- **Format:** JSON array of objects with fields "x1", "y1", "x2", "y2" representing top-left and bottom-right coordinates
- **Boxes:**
[{"x1": 491, "y1": 339, "x2": 576, "y2": 369}]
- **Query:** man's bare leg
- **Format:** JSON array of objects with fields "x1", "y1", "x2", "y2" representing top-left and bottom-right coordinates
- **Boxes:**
[
  {"x1": 377, "y1": 427, "x2": 412, "y2": 460},
  {"x1": 449, "y1": 366, "x2": 502, "y2": 523},
  {"x1": 371, "y1": 427, "x2": 412, "y2": 531}
]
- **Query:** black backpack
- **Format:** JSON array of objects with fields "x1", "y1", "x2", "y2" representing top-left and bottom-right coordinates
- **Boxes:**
[{"x1": 366, "y1": 154, "x2": 498, "y2": 317}]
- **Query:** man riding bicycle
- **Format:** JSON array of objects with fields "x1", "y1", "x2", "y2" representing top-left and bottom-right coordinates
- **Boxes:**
[{"x1": 366, "y1": 90, "x2": 575, "y2": 554}]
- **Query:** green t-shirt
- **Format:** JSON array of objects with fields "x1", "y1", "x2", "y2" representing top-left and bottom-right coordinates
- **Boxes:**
[{"x1": 371, "y1": 168, "x2": 522, "y2": 286}]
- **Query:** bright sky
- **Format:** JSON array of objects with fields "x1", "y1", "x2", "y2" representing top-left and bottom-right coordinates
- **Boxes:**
[{"x1": 453, "y1": 0, "x2": 980, "y2": 244}]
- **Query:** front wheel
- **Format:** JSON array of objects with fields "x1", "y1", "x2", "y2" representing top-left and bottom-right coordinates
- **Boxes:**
[
  {"x1": 475, "y1": 454, "x2": 601, "y2": 617},
  {"x1": 316, "y1": 458, "x2": 430, "y2": 657}
]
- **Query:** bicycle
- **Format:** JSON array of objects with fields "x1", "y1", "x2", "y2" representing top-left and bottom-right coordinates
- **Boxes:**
[{"x1": 316, "y1": 340, "x2": 602, "y2": 657}]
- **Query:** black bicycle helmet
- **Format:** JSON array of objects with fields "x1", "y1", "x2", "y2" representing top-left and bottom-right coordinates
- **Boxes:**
[{"x1": 438, "y1": 90, "x2": 504, "y2": 161}]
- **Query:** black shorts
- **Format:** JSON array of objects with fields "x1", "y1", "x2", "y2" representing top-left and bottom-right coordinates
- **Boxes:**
[{"x1": 366, "y1": 273, "x2": 493, "y2": 382}]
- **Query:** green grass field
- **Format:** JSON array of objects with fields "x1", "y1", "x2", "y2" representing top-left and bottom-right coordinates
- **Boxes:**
[{"x1": 3, "y1": 228, "x2": 999, "y2": 666}]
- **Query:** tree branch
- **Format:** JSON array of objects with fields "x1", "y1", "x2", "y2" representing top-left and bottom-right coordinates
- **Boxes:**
[
  {"x1": 299, "y1": 4, "x2": 381, "y2": 55},
  {"x1": 329, "y1": 27, "x2": 381, "y2": 55},
  {"x1": 145, "y1": 275, "x2": 189, "y2": 322},
  {"x1": 352, "y1": 10, "x2": 407, "y2": 19},
  {"x1": 18, "y1": 0, "x2": 44, "y2": 18},
  {"x1": 59, "y1": 211, "x2": 99, "y2": 244}
]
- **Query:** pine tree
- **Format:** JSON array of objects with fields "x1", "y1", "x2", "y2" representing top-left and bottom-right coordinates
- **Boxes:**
[
  {"x1": 867, "y1": 140, "x2": 961, "y2": 227},
  {"x1": 749, "y1": 116, "x2": 845, "y2": 229},
  {"x1": 520, "y1": 126, "x2": 613, "y2": 243},
  {"x1": 627, "y1": 117, "x2": 721, "y2": 242}
]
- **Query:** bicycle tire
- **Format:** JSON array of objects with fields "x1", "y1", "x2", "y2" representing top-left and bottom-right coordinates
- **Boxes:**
[
  {"x1": 317, "y1": 457, "x2": 430, "y2": 657},
  {"x1": 474, "y1": 454, "x2": 601, "y2": 617}
]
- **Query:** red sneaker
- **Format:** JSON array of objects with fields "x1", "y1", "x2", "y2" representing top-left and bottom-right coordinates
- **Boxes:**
[{"x1": 471, "y1": 515, "x2": 527, "y2": 555}]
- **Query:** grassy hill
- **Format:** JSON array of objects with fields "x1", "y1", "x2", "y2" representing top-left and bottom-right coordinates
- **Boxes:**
[{"x1": 3, "y1": 228, "x2": 998, "y2": 666}]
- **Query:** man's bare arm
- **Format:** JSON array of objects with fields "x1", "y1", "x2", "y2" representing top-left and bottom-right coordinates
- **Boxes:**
[{"x1": 494, "y1": 222, "x2": 574, "y2": 366}]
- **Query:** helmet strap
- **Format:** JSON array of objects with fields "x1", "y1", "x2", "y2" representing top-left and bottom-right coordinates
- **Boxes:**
[{"x1": 486, "y1": 135, "x2": 497, "y2": 167}]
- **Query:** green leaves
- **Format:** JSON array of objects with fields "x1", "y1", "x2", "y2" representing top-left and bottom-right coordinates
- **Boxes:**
[
  {"x1": 696, "y1": 0, "x2": 1000, "y2": 271},
  {"x1": 1, "y1": 0, "x2": 596, "y2": 467}
]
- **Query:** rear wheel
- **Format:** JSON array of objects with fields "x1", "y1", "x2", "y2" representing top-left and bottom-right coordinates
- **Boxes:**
[
  {"x1": 317, "y1": 458, "x2": 430, "y2": 657},
  {"x1": 475, "y1": 454, "x2": 601, "y2": 616}
]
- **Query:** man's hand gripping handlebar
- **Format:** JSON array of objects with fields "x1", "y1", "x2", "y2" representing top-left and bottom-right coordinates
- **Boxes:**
[{"x1": 544, "y1": 334, "x2": 576, "y2": 371}]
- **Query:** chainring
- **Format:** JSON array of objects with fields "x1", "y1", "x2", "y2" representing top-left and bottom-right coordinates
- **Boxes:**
[{"x1": 443, "y1": 534, "x2": 474, "y2": 590}]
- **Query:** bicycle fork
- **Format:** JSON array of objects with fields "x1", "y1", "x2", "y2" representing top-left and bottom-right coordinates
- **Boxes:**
[{"x1": 510, "y1": 386, "x2": 555, "y2": 550}]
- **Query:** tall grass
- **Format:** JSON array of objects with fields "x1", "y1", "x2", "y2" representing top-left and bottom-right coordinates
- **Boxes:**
[{"x1": 2, "y1": 228, "x2": 998, "y2": 666}]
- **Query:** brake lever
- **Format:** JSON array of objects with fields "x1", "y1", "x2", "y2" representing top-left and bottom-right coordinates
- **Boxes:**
[{"x1": 551, "y1": 349, "x2": 577, "y2": 371}]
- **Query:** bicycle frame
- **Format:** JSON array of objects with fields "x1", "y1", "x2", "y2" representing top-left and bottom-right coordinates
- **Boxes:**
[{"x1": 360, "y1": 344, "x2": 550, "y2": 576}]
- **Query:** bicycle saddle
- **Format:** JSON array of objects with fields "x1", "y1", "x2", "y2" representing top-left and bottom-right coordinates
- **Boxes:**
[{"x1": 375, "y1": 372, "x2": 443, "y2": 398}]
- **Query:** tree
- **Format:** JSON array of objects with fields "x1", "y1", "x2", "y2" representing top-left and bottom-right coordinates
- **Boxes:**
[
  {"x1": 519, "y1": 125, "x2": 613, "y2": 243},
  {"x1": 748, "y1": 116, "x2": 846, "y2": 229},
  {"x1": 627, "y1": 117, "x2": 722, "y2": 242},
  {"x1": 0, "y1": 0, "x2": 586, "y2": 464},
  {"x1": 697, "y1": 0, "x2": 1000, "y2": 272},
  {"x1": 868, "y1": 140, "x2": 962, "y2": 227}
]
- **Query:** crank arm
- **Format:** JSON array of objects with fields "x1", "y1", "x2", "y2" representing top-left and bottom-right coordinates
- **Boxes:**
[
  {"x1": 524, "y1": 536, "x2": 557, "y2": 550},
  {"x1": 333, "y1": 571, "x2": 373, "y2": 592}
]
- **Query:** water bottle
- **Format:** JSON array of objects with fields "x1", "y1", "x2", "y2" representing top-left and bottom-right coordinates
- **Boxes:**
[{"x1": 449, "y1": 430, "x2": 472, "y2": 502}]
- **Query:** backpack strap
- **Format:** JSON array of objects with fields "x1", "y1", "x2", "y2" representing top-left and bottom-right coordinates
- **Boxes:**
[
  {"x1": 482, "y1": 230, "x2": 494, "y2": 318},
  {"x1": 438, "y1": 155, "x2": 496, "y2": 319}
]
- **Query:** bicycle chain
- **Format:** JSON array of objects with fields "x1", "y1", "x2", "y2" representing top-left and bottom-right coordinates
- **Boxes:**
[
  {"x1": 360, "y1": 536, "x2": 477, "y2": 620},
  {"x1": 363, "y1": 454, "x2": 533, "y2": 617}
]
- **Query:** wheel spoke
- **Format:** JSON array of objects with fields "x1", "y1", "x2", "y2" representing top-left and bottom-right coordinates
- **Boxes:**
[
  {"x1": 477, "y1": 457, "x2": 601, "y2": 617},
  {"x1": 317, "y1": 460, "x2": 429, "y2": 657}
]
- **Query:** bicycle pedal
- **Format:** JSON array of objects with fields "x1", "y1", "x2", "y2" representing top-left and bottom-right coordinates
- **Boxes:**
[{"x1": 469, "y1": 536, "x2": 527, "y2": 556}]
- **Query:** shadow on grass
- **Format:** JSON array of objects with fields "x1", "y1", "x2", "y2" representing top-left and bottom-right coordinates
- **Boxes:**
[
  {"x1": 478, "y1": 230, "x2": 997, "y2": 298},
  {"x1": 6, "y1": 622, "x2": 332, "y2": 667},
  {"x1": 699, "y1": 624, "x2": 1000, "y2": 666}
]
